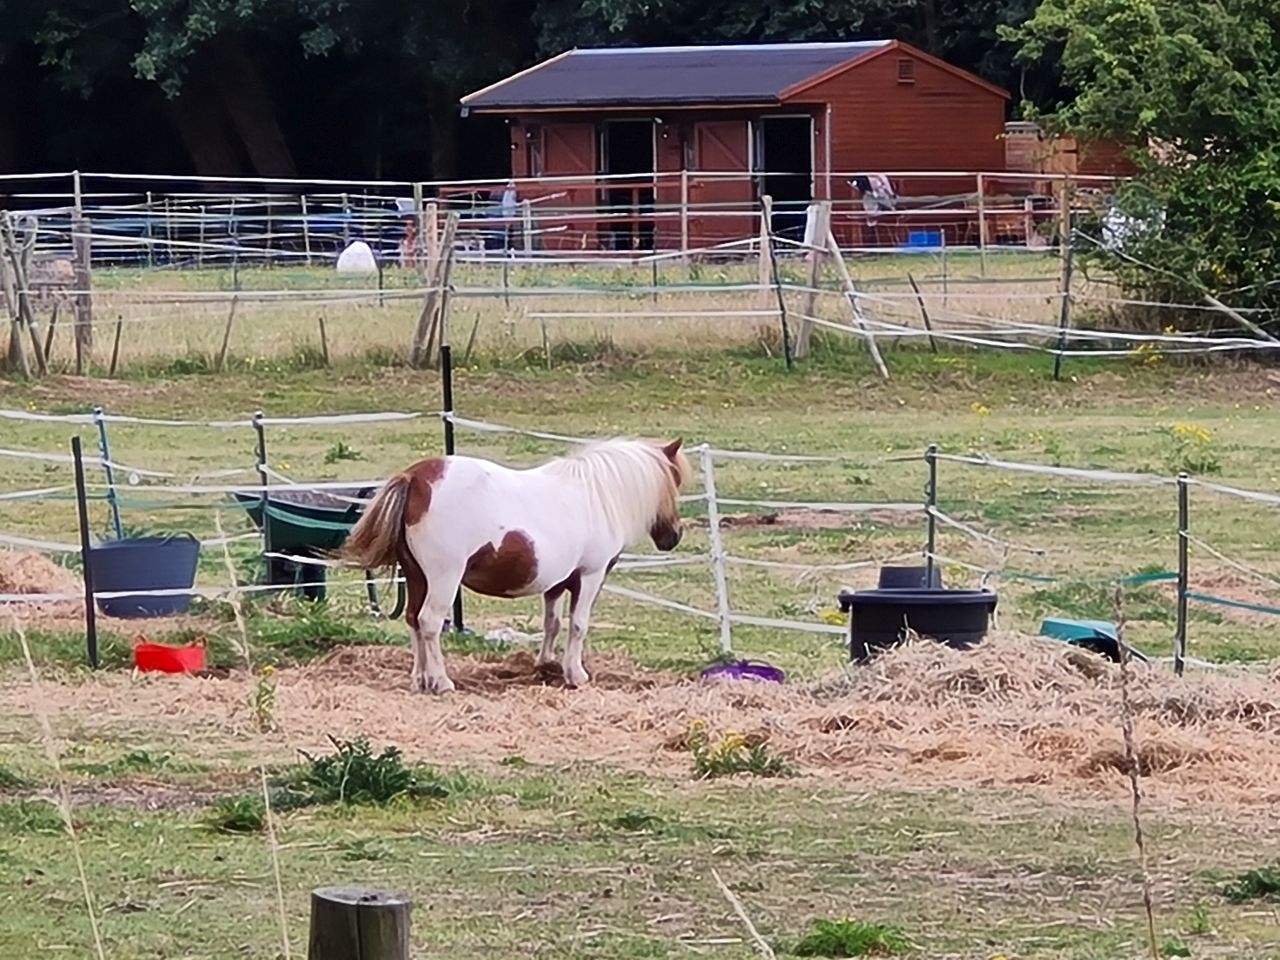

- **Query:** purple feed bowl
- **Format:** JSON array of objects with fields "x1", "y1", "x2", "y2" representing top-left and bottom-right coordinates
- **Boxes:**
[{"x1": 699, "y1": 659, "x2": 786, "y2": 684}]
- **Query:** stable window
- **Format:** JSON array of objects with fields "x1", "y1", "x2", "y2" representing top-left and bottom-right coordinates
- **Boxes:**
[{"x1": 897, "y1": 58, "x2": 916, "y2": 84}]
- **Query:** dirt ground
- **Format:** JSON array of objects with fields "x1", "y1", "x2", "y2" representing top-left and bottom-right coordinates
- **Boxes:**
[{"x1": 4, "y1": 633, "x2": 1278, "y2": 813}]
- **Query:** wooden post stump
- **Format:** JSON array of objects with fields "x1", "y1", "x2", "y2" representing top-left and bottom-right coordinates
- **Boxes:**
[{"x1": 308, "y1": 886, "x2": 411, "y2": 960}]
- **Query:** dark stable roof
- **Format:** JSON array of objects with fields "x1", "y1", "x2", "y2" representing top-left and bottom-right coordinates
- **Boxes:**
[{"x1": 461, "y1": 42, "x2": 893, "y2": 110}]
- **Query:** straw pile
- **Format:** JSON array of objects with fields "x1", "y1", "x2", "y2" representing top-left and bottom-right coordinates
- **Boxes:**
[
  {"x1": 3, "y1": 631, "x2": 1278, "y2": 809},
  {"x1": 0, "y1": 551, "x2": 80, "y2": 597},
  {"x1": 0, "y1": 551, "x2": 87, "y2": 627}
]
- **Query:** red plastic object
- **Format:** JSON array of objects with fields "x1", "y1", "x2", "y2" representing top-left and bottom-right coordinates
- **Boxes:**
[{"x1": 133, "y1": 637, "x2": 206, "y2": 674}]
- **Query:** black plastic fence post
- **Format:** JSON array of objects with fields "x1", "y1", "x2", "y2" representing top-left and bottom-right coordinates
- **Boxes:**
[
  {"x1": 1175, "y1": 473, "x2": 1189, "y2": 676},
  {"x1": 93, "y1": 406, "x2": 123, "y2": 539},
  {"x1": 440, "y1": 344, "x2": 465, "y2": 632},
  {"x1": 71, "y1": 436, "x2": 99, "y2": 669},
  {"x1": 253, "y1": 410, "x2": 272, "y2": 574},
  {"x1": 924, "y1": 443, "x2": 939, "y2": 586}
]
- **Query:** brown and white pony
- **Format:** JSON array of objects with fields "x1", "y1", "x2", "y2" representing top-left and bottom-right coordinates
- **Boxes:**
[{"x1": 341, "y1": 439, "x2": 690, "y2": 693}]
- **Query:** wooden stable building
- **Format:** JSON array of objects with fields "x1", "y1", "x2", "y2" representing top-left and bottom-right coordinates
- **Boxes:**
[{"x1": 460, "y1": 40, "x2": 1010, "y2": 249}]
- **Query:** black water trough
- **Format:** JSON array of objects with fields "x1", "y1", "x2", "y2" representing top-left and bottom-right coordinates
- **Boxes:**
[
  {"x1": 877, "y1": 565, "x2": 942, "y2": 589},
  {"x1": 837, "y1": 587, "x2": 998, "y2": 663}
]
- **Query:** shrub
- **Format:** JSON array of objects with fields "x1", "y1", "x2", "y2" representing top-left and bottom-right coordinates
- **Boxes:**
[
  {"x1": 206, "y1": 795, "x2": 266, "y2": 834},
  {"x1": 792, "y1": 918, "x2": 912, "y2": 957},
  {"x1": 1221, "y1": 865, "x2": 1280, "y2": 903},
  {"x1": 279, "y1": 736, "x2": 468, "y2": 807}
]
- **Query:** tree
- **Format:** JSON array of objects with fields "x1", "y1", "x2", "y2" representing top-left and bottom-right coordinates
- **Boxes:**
[{"x1": 1007, "y1": 0, "x2": 1280, "y2": 331}]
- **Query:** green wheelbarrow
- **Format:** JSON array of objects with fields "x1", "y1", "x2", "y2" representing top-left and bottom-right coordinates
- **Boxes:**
[{"x1": 230, "y1": 486, "x2": 406, "y2": 618}]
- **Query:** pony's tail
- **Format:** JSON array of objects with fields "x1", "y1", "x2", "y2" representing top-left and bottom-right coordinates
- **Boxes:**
[{"x1": 339, "y1": 473, "x2": 411, "y2": 570}]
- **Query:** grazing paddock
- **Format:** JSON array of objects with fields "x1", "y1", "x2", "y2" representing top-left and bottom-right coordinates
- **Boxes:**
[{"x1": 2, "y1": 267, "x2": 1279, "y2": 958}]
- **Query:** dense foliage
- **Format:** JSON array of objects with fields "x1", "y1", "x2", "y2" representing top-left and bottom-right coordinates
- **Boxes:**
[
  {"x1": 1009, "y1": 0, "x2": 1280, "y2": 328},
  {"x1": 2, "y1": 0, "x2": 1054, "y2": 178}
]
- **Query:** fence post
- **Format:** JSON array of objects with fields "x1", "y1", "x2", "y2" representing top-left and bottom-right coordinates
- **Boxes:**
[
  {"x1": 425, "y1": 200, "x2": 439, "y2": 270},
  {"x1": 300, "y1": 195, "x2": 312, "y2": 265},
  {"x1": 679, "y1": 169, "x2": 690, "y2": 259},
  {"x1": 1053, "y1": 225, "x2": 1075, "y2": 381},
  {"x1": 924, "y1": 443, "x2": 939, "y2": 585},
  {"x1": 521, "y1": 198, "x2": 533, "y2": 252},
  {"x1": 71, "y1": 436, "x2": 99, "y2": 669},
  {"x1": 72, "y1": 169, "x2": 83, "y2": 217},
  {"x1": 72, "y1": 212, "x2": 93, "y2": 374},
  {"x1": 760, "y1": 195, "x2": 794, "y2": 370},
  {"x1": 440, "y1": 344, "x2": 465, "y2": 634},
  {"x1": 793, "y1": 200, "x2": 830, "y2": 360},
  {"x1": 308, "y1": 886, "x2": 411, "y2": 960},
  {"x1": 93, "y1": 406, "x2": 123, "y2": 539},
  {"x1": 700, "y1": 445, "x2": 733, "y2": 654},
  {"x1": 975, "y1": 173, "x2": 987, "y2": 277},
  {"x1": 411, "y1": 181, "x2": 425, "y2": 272},
  {"x1": 1175, "y1": 473, "x2": 1189, "y2": 676},
  {"x1": 253, "y1": 410, "x2": 272, "y2": 571}
]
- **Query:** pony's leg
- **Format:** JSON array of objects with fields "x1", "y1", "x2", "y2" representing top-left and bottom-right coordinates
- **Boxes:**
[
  {"x1": 418, "y1": 570, "x2": 464, "y2": 695},
  {"x1": 537, "y1": 592, "x2": 563, "y2": 667},
  {"x1": 400, "y1": 549, "x2": 431, "y2": 693},
  {"x1": 562, "y1": 570, "x2": 606, "y2": 688}
]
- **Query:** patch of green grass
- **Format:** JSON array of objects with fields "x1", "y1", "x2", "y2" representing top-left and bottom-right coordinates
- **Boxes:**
[
  {"x1": 1027, "y1": 575, "x2": 1175, "y2": 625},
  {"x1": 1161, "y1": 940, "x2": 1192, "y2": 958},
  {"x1": 249, "y1": 601, "x2": 390, "y2": 664},
  {"x1": 1221, "y1": 865, "x2": 1280, "y2": 903},
  {"x1": 688, "y1": 722, "x2": 792, "y2": 780},
  {"x1": 1184, "y1": 903, "x2": 1214, "y2": 936},
  {"x1": 323, "y1": 440, "x2": 363, "y2": 463},
  {"x1": 0, "y1": 762, "x2": 27, "y2": 790},
  {"x1": 0, "y1": 799, "x2": 64, "y2": 834},
  {"x1": 337, "y1": 837, "x2": 394, "y2": 862},
  {"x1": 0, "y1": 627, "x2": 133, "y2": 670},
  {"x1": 791, "y1": 918, "x2": 912, "y2": 957},
  {"x1": 610, "y1": 809, "x2": 665, "y2": 832},
  {"x1": 68, "y1": 749, "x2": 175, "y2": 777},
  {"x1": 204, "y1": 795, "x2": 265, "y2": 834}
]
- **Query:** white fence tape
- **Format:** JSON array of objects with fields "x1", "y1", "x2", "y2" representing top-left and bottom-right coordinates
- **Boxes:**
[{"x1": 716, "y1": 498, "x2": 922, "y2": 515}]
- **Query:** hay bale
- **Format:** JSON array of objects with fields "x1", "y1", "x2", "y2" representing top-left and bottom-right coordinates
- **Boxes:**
[{"x1": 0, "y1": 552, "x2": 80, "y2": 597}]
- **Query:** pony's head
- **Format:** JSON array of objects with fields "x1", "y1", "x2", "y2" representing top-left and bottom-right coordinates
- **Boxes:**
[
  {"x1": 648, "y1": 438, "x2": 690, "y2": 552},
  {"x1": 551, "y1": 437, "x2": 691, "y2": 550}
]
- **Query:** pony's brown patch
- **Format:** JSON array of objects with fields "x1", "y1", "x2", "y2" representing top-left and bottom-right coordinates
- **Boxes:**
[
  {"x1": 403, "y1": 457, "x2": 447, "y2": 526},
  {"x1": 463, "y1": 531, "x2": 538, "y2": 597}
]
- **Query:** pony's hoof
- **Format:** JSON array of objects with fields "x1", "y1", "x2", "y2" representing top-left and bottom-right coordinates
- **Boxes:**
[
  {"x1": 564, "y1": 667, "x2": 591, "y2": 689},
  {"x1": 427, "y1": 675, "x2": 456, "y2": 695},
  {"x1": 411, "y1": 672, "x2": 429, "y2": 693}
]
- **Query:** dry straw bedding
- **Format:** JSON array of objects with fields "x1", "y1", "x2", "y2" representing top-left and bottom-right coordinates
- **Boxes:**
[{"x1": 3, "y1": 633, "x2": 1279, "y2": 810}]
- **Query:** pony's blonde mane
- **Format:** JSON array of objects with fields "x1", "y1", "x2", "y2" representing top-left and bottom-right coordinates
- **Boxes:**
[{"x1": 543, "y1": 439, "x2": 688, "y2": 541}]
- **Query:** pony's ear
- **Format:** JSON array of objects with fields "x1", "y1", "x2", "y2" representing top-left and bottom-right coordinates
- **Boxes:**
[{"x1": 661, "y1": 438, "x2": 683, "y2": 461}]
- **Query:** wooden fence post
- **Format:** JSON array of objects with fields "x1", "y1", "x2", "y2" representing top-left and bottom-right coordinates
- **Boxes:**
[
  {"x1": 72, "y1": 213, "x2": 94, "y2": 375},
  {"x1": 521, "y1": 199, "x2": 533, "y2": 252},
  {"x1": 408, "y1": 212, "x2": 459, "y2": 368},
  {"x1": 411, "y1": 182, "x2": 425, "y2": 274},
  {"x1": 755, "y1": 195, "x2": 773, "y2": 309},
  {"x1": 793, "y1": 200, "x2": 831, "y2": 359},
  {"x1": 825, "y1": 226, "x2": 888, "y2": 379},
  {"x1": 679, "y1": 170, "x2": 690, "y2": 259},
  {"x1": 308, "y1": 886, "x2": 412, "y2": 960},
  {"x1": 424, "y1": 201, "x2": 439, "y2": 273},
  {"x1": 975, "y1": 173, "x2": 988, "y2": 277}
]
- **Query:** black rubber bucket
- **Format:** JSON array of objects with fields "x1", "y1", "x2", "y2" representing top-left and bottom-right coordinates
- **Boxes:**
[
  {"x1": 838, "y1": 587, "x2": 997, "y2": 662},
  {"x1": 88, "y1": 534, "x2": 201, "y2": 619},
  {"x1": 877, "y1": 565, "x2": 942, "y2": 589}
]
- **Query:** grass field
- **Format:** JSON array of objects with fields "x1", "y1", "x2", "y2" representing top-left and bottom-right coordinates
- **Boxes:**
[{"x1": 2, "y1": 256, "x2": 1280, "y2": 958}]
